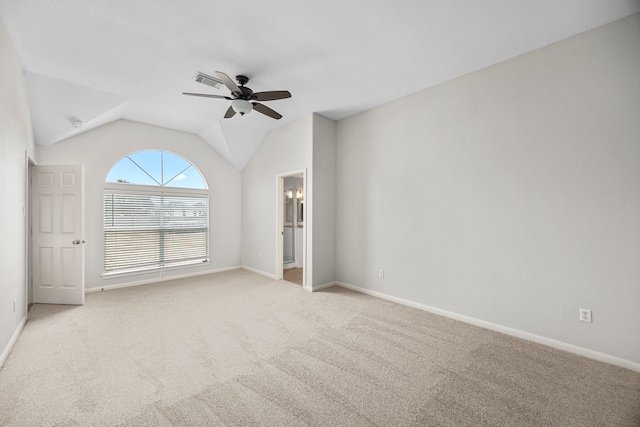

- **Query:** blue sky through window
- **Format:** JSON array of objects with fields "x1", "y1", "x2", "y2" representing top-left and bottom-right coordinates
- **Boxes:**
[{"x1": 106, "y1": 151, "x2": 207, "y2": 189}]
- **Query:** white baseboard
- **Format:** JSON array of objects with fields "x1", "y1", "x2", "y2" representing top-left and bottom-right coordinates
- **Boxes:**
[
  {"x1": 0, "y1": 316, "x2": 27, "y2": 370},
  {"x1": 336, "y1": 281, "x2": 640, "y2": 373},
  {"x1": 310, "y1": 281, "x2": 336, "y2": 292},
  {"x1": 86, "y1": 266, "x2": 242, "y2": 293},
  {"x1": 241, "y1": 265, "x2": 277, "y2": 280}
]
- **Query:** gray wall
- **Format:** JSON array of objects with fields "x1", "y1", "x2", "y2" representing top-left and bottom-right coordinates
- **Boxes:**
[
  {"x1": 0, "y1": 18, "x2": 36, "y2": 364},
  {"x1": 240, "y1": 113, "x2": 337, "y2": 289},
  {"x1": 335, "y1": 14, "x2": 640, "y2": 363},
  {"x1": 311, "y1": 115, "x2": 337, "y2": 287},
  {"x1": 241, "y1": 114, "x2": 313, "y2": 282},
  {"x1": 37, "y1": 120, "x2": 242, "y2": 289}
]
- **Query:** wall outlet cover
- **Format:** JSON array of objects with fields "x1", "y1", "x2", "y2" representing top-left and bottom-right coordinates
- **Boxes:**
[{"x1": 579, "y1": 308, "x2": 592, "y2": 323}]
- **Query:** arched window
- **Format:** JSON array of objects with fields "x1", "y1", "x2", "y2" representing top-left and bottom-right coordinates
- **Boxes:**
[
  {"x1": 103, "y1": 151, "x2": 209, "y2": 275},
  {"x1": 106, "y1": 150, "x2": 207, "y2": 189}
]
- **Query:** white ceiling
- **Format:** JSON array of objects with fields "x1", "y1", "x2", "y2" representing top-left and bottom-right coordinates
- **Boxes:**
[{"x1": 1, "y1": 1, "x2": 639, "y2": 170}]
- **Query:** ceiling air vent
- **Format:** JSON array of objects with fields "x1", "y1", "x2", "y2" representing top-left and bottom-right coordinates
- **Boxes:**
[{"x1": 193, "y1": 72, "x2": 223, "y2": 89}]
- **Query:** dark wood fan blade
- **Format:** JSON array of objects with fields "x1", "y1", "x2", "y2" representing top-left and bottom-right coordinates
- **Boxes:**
[
  {"x1": 224, "y1": 105, "x2": 236, "y2": 119},
  {"x1": 215, "y1": 71, "x2": 242, "y2": 95},
  {"x1": 183, "y1": 92, "x2": 231, "y2": 100},
  {"x1": 253, "y1": 91, "x2": 291, "y2": 102},
  {"x1": 252, "y1": 102, "x2": 282, "y2": 120}
]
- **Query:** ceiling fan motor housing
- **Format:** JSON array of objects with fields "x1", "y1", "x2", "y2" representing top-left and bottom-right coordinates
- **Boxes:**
[
  {"x1": 234, "y1": 76, "x2": 255, "y2": 100},
  {"x1": 236, "y1": 75, "x2": 249, "y2": 86},
  {"x1": 239, "y1": 86, "x2": 254, "y2": 99}
]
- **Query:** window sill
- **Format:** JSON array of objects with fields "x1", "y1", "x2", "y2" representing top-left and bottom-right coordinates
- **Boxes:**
[{"x1": 101, "y1": 260, "x2": 210, "y2": 279}]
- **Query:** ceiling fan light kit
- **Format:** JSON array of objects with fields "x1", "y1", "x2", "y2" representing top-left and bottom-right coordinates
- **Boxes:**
[
  {"x1": 183, "y1": 71, "x2": 291, "y2": 120},
  {"x1": 231, "y1": 99, "x2": 252, "y2": 115}
]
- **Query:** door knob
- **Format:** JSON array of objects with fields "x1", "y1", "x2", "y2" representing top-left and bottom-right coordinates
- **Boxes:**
[{"x1": 72, "y1": 239, "x2": 86, "y2": 245}]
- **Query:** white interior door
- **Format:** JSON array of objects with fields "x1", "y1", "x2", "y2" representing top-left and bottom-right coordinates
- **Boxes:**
[{"x1": 32, "y1": 165, "x2": 85, "y2": 305}]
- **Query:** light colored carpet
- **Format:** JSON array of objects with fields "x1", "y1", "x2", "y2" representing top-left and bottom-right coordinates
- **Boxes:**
[{"x1": 0, "y1": 269, "x2": 638, "y2": 426}]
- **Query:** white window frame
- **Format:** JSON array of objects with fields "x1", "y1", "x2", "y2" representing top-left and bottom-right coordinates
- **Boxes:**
[{"x1": 102, "y1": 182, "x2": 210, "y2": 277}]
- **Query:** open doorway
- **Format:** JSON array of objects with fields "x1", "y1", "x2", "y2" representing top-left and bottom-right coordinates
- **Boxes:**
[{"x1": 276, "y1": 170, "x2": 306, "y2": 288}]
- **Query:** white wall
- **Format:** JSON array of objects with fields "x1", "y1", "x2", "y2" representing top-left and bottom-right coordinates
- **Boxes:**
[
  {"x1": 36, "y1": 120, "x2": 242, "y2": 289},
  {"x1": 241, "y1": 114, "x2": 313, "y2": 282},
  {"x1": 0, "y1": 18, "x2": 35, "y2": 365},
  {"x1": 240, "y1": 113, "x2": 337, "y2": 289},
  {"x1": 311, "y1": 115, "x2": 336, "y2": 287},
  {"x1": 336, "y1": 14, "x2": 640, "y2": 363}
]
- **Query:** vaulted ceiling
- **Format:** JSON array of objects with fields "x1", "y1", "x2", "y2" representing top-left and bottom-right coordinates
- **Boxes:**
[{"x1": 1, "y1": 1, "x2": 638, "y2": 170}]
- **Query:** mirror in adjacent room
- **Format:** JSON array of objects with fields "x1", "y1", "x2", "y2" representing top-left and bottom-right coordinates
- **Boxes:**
[{"x1": 296, "y1": 189, "x2": 304, "y2": 225}]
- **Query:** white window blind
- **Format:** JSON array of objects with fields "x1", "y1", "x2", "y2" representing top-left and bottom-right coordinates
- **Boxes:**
[{"x1": 104, "y1": 191, "x2": 209, "y2": 273}]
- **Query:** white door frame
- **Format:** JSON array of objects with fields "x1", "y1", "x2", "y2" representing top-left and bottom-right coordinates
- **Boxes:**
[
  {"x1": 25, "y1": 152, "x2": 35, "y2": 311},
  {"x1": 276, "y1": 169, "x2": 307, "y2": 289}
]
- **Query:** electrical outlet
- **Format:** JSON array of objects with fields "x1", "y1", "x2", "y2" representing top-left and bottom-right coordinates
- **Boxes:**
[
  {"x1": 160, "y1": 271, "x2": 165, "y2": 278},
  {"x1": 579, "y1": 308, "x2": 592, "y2": 323},
  {"x1": 378, "y1": 269, "x2": 384, "y2": 278}
]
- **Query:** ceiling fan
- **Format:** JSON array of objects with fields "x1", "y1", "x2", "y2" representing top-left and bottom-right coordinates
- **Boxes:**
[{"x1": 183, "y1": 71, "x2": 291, "y2": 120}]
